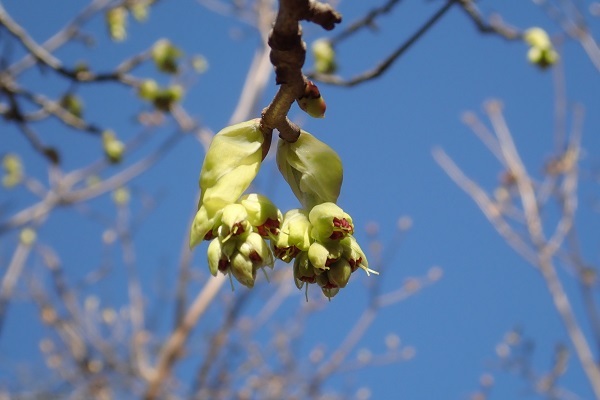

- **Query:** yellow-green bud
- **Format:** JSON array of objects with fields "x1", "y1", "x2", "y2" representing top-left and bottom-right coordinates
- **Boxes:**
[
  {"x1": 230, "y1": 252, "x2": 256, "y2": 288},
  {"x1": 106, "y1": 7, "x2": 128, "y2": 42},
  {"x1": 527, "y1": 46, "x2": 559, "y2": 69},
  {"x1": 60, "y1": 93, "x2": 83, "y2": 118},
  {"x1": 297, "y1": 81, "x2": 326, "y2": 119},
  {"x1": 273, "y1": 209, "x2": 312, "y2": 262},
  {"x1": 524, "y1": 27, "x2": 551, "y2": 48},
  {"x1": 293, "y1": 251, "x2": 317, "y2": 289},
  {"x1": 524, "y1": 27, "x2": 559, "y2": 69},
  {"x1": 112, "y1": 187, "x2": 130, "y2": 206},
  {"x1": 131, "y1": 2, "x2": 150, "y2": 21},
  {"x1": 308, "y1": 240, "x2": 342, "y2": 270},
  {"x1": 2, "y1": 154, "x2": 23, "y2": 188},
  {"x1": 218, "y1": 204, "x2": 251, "y2": 241},
  {"x1": 309, "y1": 202, "x2": 354, "y2": 242},
  {"x1": 238, "y1": 232, "x2": 274, "y2": 269},
  {"x1": 312, "y1": 39, "x2": 337, "y2": 74},
  {"x1": 19, "y1": 228, "x2": 37, "y2": 246},
  {"x1": 138, "y1": 80, "x2": 159, "y2": 101},
  {"x1": 102, "y1": 130, "x2": 125, "y2": 163},
  {"x1": 152, "y1": 39, "x2": 182, "y2": 74},
  {"x1": 152, "y1": 85, "x2": 183, "y2": 111},
  {"x1": 207, "y1": 237, "x2": 225, "y2": 276},
  {"x1": 327, "y1": 258, "x2": 352, "y2": 288},
  {"x1": 238, "y1": 193, "x2": 282, "y2": 238}
]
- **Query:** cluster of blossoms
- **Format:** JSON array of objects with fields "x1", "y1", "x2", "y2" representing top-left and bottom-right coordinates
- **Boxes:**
[{"x1": 190, "y1": 106, "x2": 377, "y2": 299}]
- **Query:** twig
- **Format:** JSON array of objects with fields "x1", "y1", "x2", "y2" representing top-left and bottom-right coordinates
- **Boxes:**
[
  {"x1": 0, "y1": 231, "x2": 34, "y2": 336},
  {"x1": 330, "y1": 0, "x2": 403, "y2": 45},
  {"x1": 310, "y1": 0, "x2": 455, "y2": 87},
  {"x1": 457, "y1": 0, "x2": 521, "y2": 40}
]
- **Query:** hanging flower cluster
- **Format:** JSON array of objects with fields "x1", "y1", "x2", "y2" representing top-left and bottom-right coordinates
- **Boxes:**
[{"x1": 190, "y1": 100, "x2": 377, "y2": 299}]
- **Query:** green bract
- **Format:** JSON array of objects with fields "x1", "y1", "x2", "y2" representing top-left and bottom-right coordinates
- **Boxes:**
[
  {"x1": 239, "y1": 194, "x2": 282, "y2": 238},
  {"x1": 189, "y1": 119, "x2": 264, "y2": 248},
  {"x1": 276, "y1": 131, "x2": 342, "y2": 210}
]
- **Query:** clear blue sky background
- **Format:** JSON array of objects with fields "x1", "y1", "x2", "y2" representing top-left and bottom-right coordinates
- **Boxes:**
[{"x1": 2, "y1": 0, "x2": 600, "y2": 398}]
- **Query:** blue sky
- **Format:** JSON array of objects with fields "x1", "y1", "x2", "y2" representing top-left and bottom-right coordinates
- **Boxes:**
[{"x1": 2, "y1": 0, "x2": 600, "y2": 398}]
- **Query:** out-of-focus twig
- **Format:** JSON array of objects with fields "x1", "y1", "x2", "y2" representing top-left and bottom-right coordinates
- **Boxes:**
[{"x1": 310, "y1": 0, "x2": 455, "y2": 87}]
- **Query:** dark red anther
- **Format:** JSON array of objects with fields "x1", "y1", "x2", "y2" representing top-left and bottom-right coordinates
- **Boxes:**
[
  {"x1": 256, "y1": 218, "x2": 280, "y2": 237},
  {"x1": 329, "y1": 231, "x2": 344, "y2": 240},
  {"x1": 249, "y1": 251, "x2": 262, "y2": 263},
  {"x1": 322, "y1": 282, "x2": 338, "y2": 289},
  {"x1": 332, "y1": 217, "x2": 353, "y2": 234},
  {"x1": 218, "y1": 258, "x2": 229, "y2": 272}
]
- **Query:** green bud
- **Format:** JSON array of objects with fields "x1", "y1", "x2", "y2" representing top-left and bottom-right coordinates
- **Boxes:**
[
  {"x1": 527, "y1": 46, "x2": 559, "y2": 69},
  {"x1": 138, "y1": 80, "x2": 159, "y2": 101},
  {"x1": 238, "y1": 232, "x2": 274, "y2": 269},
  {"x1": 106, "y1": 7, "x2": 128, "y2": 42},
  {"x1": 112, "y1": 187, "x2": 130, "y2": 206},
  {"x1": 152, "y1": 85, "x2": 183, "y2": 111},
  {"x1": 308, "y1": 240, "x2": 342, "y2": 270},
  {"x1": 327, "y1": 258, "x2": 352, "y2": 288},
  {"x1": 230, "y1": 252, "x2": 256, "y2": 288},
  {"x1": 152, "y1": 39, "x2": 182, "y2": 74},
  {"x1": 19, "y1": 228, "x2": 36, "y2": 246},
  {"x1": 238, "y1": 193, "x2": 282, "y2": 238},
  {"x1": 218, "y1": 203, "x2": 251, "y2": 241},
  {"x1": 277, "y1": 131, "x2": 343, "y2": 209},
  {"x1": 341, "y1": 235, "x2": 367, "y2": 272},
  {"x1": 102, "y1": 130, "x2": 125, "y2": 163},
  {"x1": 309, "y1": 202, "x2": 354, "y2": 242},
  {"x1": 524, "y1": 27, "x2": 551, "y2": 48},
  {"x1": 207, "y1": 237, "x2": 225, "y2": 276},
  {"x1": 273, "y1": 209, "x2": 312, "y2": 262},
  {"x1": 293, "y1": 251, "x2": 317, "y2": 289},
  {"x1": 2, "y1": 154, "x2": 23, "y2": 188},
  {"x1": 524, "y1": 27, "x2": 558, "y2": 69},
  {"x1": 131, "y1": 2, "x2": 150, "y2": 21},
  {"x1": 312, "y1": 39, "x2": 337, "y2": 74},
  {"x1": 297, "y1": 80, "x2": 326, "y2": 119},
  {"x1": 60, "y1": 93, "x2": 83, "y2": 118}
]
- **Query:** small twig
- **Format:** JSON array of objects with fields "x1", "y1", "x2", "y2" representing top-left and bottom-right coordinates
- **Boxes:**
[
  {"x1": 0, "y1": 231, "x2": 35, "y2": 336},
  {"x1": 310, "y1": 0, "x2": 455, "y2": 87},
  {"x1": 330, "y1": 0, "x2": 403, "y2": 45},
  {"x1": 457, "y1": 0, "x2": 521, "y2": 40}
]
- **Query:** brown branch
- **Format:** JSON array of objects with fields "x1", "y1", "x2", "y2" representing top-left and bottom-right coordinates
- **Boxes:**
[{"x1": 260, "y1": 0, "x2": 341, "y2": 142}]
